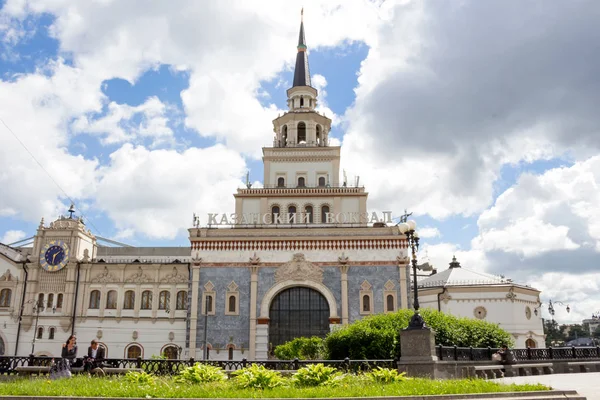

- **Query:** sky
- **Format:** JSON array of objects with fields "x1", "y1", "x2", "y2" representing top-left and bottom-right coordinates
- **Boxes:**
[{"x1": 0, "y1": 0, "x2": 599, "y2": 324}]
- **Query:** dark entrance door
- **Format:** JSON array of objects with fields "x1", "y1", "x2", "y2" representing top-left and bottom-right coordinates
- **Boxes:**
[{"x1": 268, "y1": 287, "x2": 330, "y2": 350}]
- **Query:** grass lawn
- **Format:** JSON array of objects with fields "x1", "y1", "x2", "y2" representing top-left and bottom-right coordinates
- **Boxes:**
[{"x1": 0, "y1": 375, "x2": 550, "y2": 398}]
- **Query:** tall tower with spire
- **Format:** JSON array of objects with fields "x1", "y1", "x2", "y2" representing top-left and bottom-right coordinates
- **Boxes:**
[{"x1": 234, "y1": 11, "x2": 367, "y2": 223}]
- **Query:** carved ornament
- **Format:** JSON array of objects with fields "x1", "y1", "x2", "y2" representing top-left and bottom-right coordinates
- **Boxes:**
[
  {"x1": 249, "y1": 252, "x2": 261, "y2": 265},
  {"x1": 275, "y1": 253, "x2": 323, "y2": 284},
  {"x1": 439, "y1": 291, "x2": 452, "y2": 304},
  {"x1": 0, "y1": 269, "x2": 14, "y2": 282},
  {"x1": 125, "y1": 267, "x2": 153, "y2": 284},
  {"x1": 506, "y1": 287, "x2": 517, "y2": 302},
  {"x1": 161, "y1": 267, "x2": 188, "y2": 283},
  {"x1": 91, "y1": 267, "x2": 119, "y2": 283}
]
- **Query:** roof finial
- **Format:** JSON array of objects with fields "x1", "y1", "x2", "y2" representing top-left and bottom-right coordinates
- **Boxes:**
[{"x1": 301, "y1": 7, "x2": 304, "y2": 22}]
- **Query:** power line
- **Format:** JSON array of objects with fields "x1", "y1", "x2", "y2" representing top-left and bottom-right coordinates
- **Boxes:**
[{"x1": 0, "y1": 116, "x2": 103, "y2": 236}]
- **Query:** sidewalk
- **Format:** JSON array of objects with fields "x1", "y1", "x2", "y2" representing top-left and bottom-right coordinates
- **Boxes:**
[{"x1": 498, "y1": 372, "x2": 600, "y2": 400}]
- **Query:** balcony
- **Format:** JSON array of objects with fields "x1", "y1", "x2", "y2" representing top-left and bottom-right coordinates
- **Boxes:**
[{"x1": 236, "y1": 184, "x2": 366, "y2": 195}]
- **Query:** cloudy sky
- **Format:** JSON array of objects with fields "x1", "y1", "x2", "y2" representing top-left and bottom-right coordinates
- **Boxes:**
[{"x1": 1, "y1": 0, "x2": 598, "y2": 324}]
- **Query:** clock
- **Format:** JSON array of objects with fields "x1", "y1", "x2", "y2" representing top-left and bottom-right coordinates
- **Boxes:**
[{"x1": 40, "y1": 240, "x2": 70, "y2": 272}]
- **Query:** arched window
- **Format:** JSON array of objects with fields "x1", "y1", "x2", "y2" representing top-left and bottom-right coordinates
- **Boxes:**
[
  {"x1": 228, "y1": 347, "x2": 234, "y2": 360},
  {"x1": 56, "y1": 294, "x2": 63, "y2": 309},
  {"x1": 316, "y1": 125, "x2": 322, "y2": 145},
  {"x1": 228, "y1": 295, "x2": 236, "y2": 313},
  {"x1": 525, "y1": 338, "x2": 537, "y2": 348},
  {"x1": 321, "y1": 205, "x2": 330, "y2": 223},
  {"x1": 105, "y1": 290, "x2": 117, "y2": 309},
  {"x1": 205, "y1": 295, "x2": 213, "y2": 314},
  {"x1": 38, "y1": 293, "x2": 44, "y2": 307},
  {"x1": 300, "y1": 96, "x2": 304, "y2": 107},
  {"x1": 297, "y1": 177, "x2": 305, "y2": 187},
  {"x1": 126, "y1": 345, "x2": 142, "y2": 359},
  {"x1": 36, "y1": 326, "x2": 44, "y2": 339},
  {"x1": 123, "y1": 290, "x2": 135, "y2": 310},
  {"x1": 46, "y1": 293, "x2": 54, "y2": 309},
  {"x1": 282, "y1": 126, "x2": 288, "y2": 147},
  {"x1": 288, "y1": 205, "x2": 297, "y2": 223},
  {"x1": 49, "y1": 327, "x2": 55, "y2": 340},
  {"x1": 141, "y1": 290, "x2": 153, "y2": 310},
  {"x1": 89, "y1": 290, "x2": 100, "y2": 309},
  {"x1": 318, "y1": 177, "x2": 326, "y2": 187},
  {"x1": 305, "y1": 205, "x2": 314, "y2": 223},
  {"x1": 277, "y1": 177, "x2": 285, "y2": 187},
  {"x1": 163, "y1": 346, "x2": 178, "y2": 359},
  {"x1": 176, "y1": 291, "x2": 187, "y2": 310},
  {"x1": 159, "y1": 291, "x2": 170, "y2": 310},
  {"x1": 297, "y1": 122, "x2": 306, "y2": 143},
  {"x1": 386, "y1": 295, "x2": 395, "y2": 312},
  {"x1": 362, "y1": 295, "x2": 371, "y2": 312},
  {"x1": 271, "y1": 205, "x2": 280, "y2": 224},
  {"x1": 0, "y1": 289, "x2": 11, "y2": 307}
]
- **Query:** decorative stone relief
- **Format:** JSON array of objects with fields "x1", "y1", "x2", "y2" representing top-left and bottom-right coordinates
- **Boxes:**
[
  {"x1": 384, "y1": 280, "x2": 396, "y2": 290},
  {"x1": 191, "y1": 252, "x2": 203, "y2": 266},
  {"x1": 275, "y1": 253, "x2": 323, "y2": 283},
  {"x1": 169, "y1": 331, "x2": 175, "y2": 341},
  {"x1": 0, "y1": 269, "x2": 14, "y2": 281},
  {"x1": 204, "y1": 281, "x2": 215, "y2": 291},
  {"x1": 227, "y1": 281, "x2": 239, "y2": 292},
  {"x1": 396, "y1": 254, "x2": 410, "y2": 265},
  {"x1": 125, "y1": 267, "x2": 153, "y2": 283},
  {"x1": 249, "y1": 252, "x2": 261, "y2": 265},
  {"x1": 132, "y1": 331, "x2": 139, "y2": 340},
  {"x1": 338, "y1": 253, "x2": 349, "y2": 265},
  {"x1": 473, "y1": 306, "x2": 487, "y2": 319},
  {"x1": 91, "y1": 266, "x2": 119, "y2": 283},
  {"x1": 360, "y1": 280, "x2": 372, "y2": 291},
  {"x1": 97, "y1": 330, "x2": 103, "y2": 339},
  {"x1": 82, "y1": 249, "x2": 90, "y2": 262},
  {"x1": 506, "y1": 287, "x2": 517, "y2": 302},
  {"x1": 439, "y1": 291, "x2": 452, "y2": 304},
  {"x1": 161, "y1": 267, "x2": 187, "y2": 283}
]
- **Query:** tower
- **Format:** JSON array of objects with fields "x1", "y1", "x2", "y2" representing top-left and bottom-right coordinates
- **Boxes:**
[{"x1": 234, "y1": 13, "x2": 368, "y2": 225}]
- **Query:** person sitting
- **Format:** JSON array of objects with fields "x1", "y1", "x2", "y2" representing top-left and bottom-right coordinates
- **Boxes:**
[
  {"x1": 61, "y1": 335, "x2": 78, "y2": 366},
  {"x1": 495, "y1": 344, "x2": 516, "y2": 365},
  {"x1": 83, "y1": 339, "x2": 105, "y2": 373}
]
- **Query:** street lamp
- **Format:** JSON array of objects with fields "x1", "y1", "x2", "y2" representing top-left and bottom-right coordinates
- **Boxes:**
[
  {"x1": 23, "y1": 298, "x2": 55, "y2": 355},
  {"x1": 398, "y1": 220, "x2": 427, "y2": 330},
  {"x1": 534, "y1": 299, "x2": 570, "y2": 319}
]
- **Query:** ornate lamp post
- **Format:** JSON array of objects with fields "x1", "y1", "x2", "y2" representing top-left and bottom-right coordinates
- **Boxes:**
[
  {"x1": 398, "y1": 220, "x2": 426, "y2": 330},
  {"x1": 534, "y1": 299, "x2": 570, "y2": 319},
  {"x1": 24, "y1": 298, "x2": 55, "y2": 355}
]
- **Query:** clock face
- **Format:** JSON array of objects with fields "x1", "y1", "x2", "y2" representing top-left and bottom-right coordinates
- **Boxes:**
[{"x1": 40, "y1": 240, "x2": 70, "y2": 272}]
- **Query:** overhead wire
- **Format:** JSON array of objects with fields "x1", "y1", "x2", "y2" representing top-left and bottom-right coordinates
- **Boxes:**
[{"x1": 0, "y1": 116, "x2": 103, "y2": 236}]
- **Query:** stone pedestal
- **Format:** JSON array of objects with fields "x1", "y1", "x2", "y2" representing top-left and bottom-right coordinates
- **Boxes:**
[{"x1": 397, "y1": 327, "x2": 439, "y2": 378}]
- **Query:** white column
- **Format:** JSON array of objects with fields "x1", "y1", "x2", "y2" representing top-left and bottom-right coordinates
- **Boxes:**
[
  {"x1": 248, "y1": 266, "x2": 258, "y2": 359},
  {"x1": 188, "y1": 264, "x2": 201, "y2": 358},
  {"x1": 339, "y1": 265, "x2": 349, "y2": 324}
]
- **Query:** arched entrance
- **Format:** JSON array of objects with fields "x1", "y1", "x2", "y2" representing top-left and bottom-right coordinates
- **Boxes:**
[
  {"x1": 268, "y1": 287, "x2": 330, "y2": 350},
  {"x1": 0, "y1": 336, "x2": 4, "y2": 355},
  {"x1": 525, "y1": 338, "x2": 537, "y2": 348}
]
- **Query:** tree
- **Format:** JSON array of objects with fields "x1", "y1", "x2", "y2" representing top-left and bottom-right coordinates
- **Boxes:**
[
  {"x1": 543, "y1": 319, "x2": 566, "y2": 347},
  {"x1": 593, "y1": 325, "x2": 600, "y2": 339},
  {"x1": 565, "y1": 324, "x2": 588, "y2": 342}
]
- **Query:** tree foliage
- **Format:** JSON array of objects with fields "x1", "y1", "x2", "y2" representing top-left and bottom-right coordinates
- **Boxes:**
[
  {"x1": 274, "y1": 337, "x2": 325, "y2": 360},
  {"x1": 324, "y1": 308, "x2": 514, "y2": 360}
]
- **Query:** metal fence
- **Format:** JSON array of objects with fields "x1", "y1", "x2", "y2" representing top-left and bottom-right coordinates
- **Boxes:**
[
  {"x1": 0, "y1": 355, "x2": 395, "y2": 376},
  {"x1": 436, "y1": 345, "x2": 600, "y2": 362}
]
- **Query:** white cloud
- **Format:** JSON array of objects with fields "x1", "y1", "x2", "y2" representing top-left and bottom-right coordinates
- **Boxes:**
[
  {"x1": 72, "y1": 96, "x2": 175, "y2": 146},
  {"x1": 1, "y1": 230, "x2": 26, "y2": 245},
  {"x1": 418, "y1": 226, "x2": 441, "y2": 239},
  {"x1": 95, "y1": 143, "x2": 246, "y2": 239}
]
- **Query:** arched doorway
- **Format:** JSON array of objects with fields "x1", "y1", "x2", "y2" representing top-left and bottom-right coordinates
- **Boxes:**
[
  {"x1": 0, "y1": 336, "x2": 5, "y2": 355},
  {"x1": 268, "y1": 287, "x2": 330, "y2": 350},
  {"x1": 525, "y1": 338, "x2": 537, "y2": 348}
]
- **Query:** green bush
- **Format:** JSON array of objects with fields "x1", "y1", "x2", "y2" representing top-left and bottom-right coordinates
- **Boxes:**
[
  {"x1": 274, "y1": 337, "x2": 325, "y2": 360},
  {"x1": 232, "y1": 364, "x2": 286, "y2": 389},
  {"x1": 366, "y1": 367, "x2": 409, "y2": 384},
  {"x1": 325, "y1": 308, "x2": 514, "y2": 359},
  {"x1": 123, "y1": 370, "x2": 156, "y2": 386},
  {"x1": 292, "y1": 363, "x2": 343, "y2": 387},
  {"x1": 176, "y1": 363, "x2": 228, "y2": 384}
]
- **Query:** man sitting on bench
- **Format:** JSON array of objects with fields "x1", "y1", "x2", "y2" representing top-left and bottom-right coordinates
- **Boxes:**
[
  {"x1": 496, "y1": 344, "x2": 516, "y2": 365},
  {"x1": 84, "y1": 339, "x2": 105, "y2": 373}
]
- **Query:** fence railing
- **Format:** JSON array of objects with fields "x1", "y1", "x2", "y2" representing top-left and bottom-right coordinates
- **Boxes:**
[
  {"x1": 436, "y1": 345, "x2": 600, "y2": 362},
  {"x1": 0, "y1": 356, "x2": 395, "y2": 376}
]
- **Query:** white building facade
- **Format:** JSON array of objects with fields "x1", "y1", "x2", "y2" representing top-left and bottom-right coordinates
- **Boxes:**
[{"x1": 418, "y1": 256, "x2": 545, "y2": 348}]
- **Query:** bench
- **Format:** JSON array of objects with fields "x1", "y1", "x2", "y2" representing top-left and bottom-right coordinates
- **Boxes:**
[
  {"x1": 566, "y1": 361, "x2": 600, "y2": 373},
  {"x1": 504, "y1": 363, "x2": 554, "y2": 377}
]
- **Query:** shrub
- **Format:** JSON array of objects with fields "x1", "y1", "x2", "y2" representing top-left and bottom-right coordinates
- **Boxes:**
[
  {"x1": 123, "y1": 371, "x2": 156, "y2": 386},
  {"x1": 325, "y1": 308, "x2": 514, "y2": 359},
  {"x1": 232, "y1": 364, "x2": 286, "y2": 389},
  {"x1": 292, "y1": 363, "x2": 343, "y2": 387},
  {"x1": 177, "y1": 363, "x2": 228, "y2": 384},
  {"x1": 274, "y1": 337, "x2": 325, "y2": 360},
  {"x1": 366, "y1": 367, "x2": 409, "y2": 384}
]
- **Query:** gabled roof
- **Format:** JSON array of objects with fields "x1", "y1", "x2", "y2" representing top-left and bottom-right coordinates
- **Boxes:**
[{"x1": 0, "y1": 242, "x2": 28, "y2": 263}]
